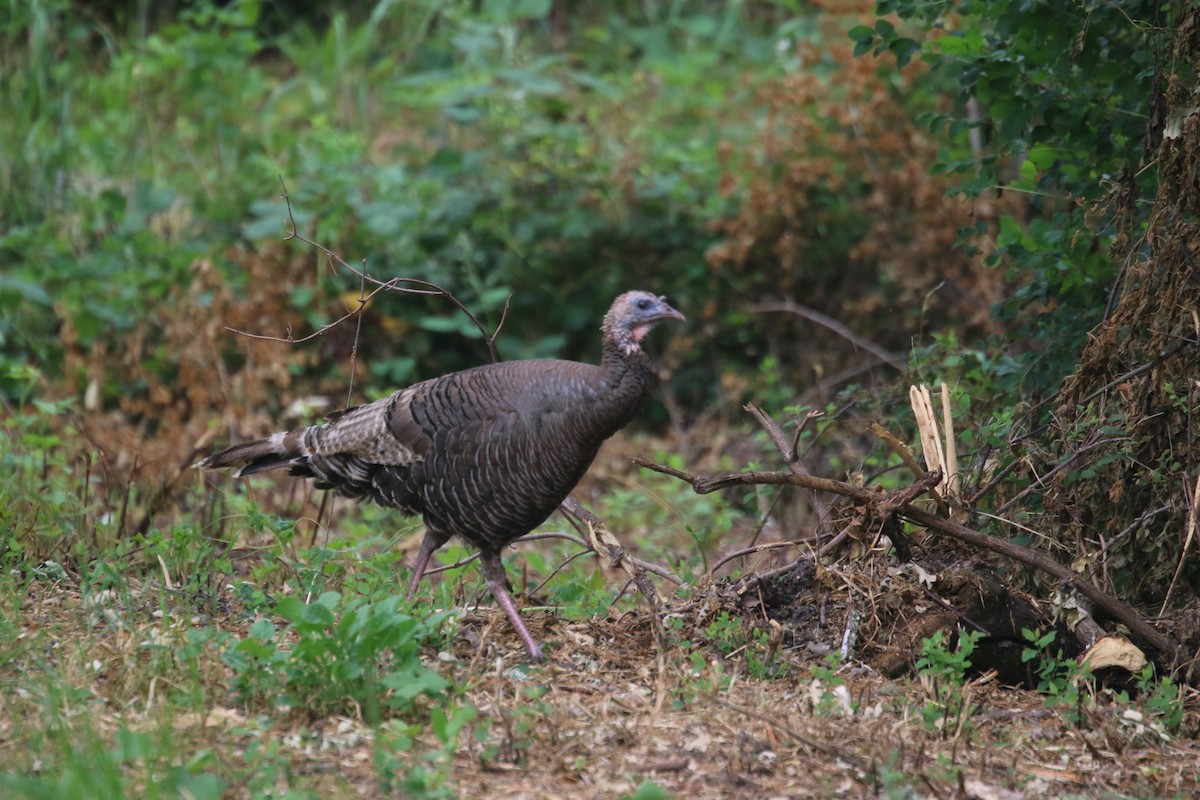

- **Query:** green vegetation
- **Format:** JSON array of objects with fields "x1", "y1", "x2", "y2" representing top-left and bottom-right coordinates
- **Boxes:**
[
  {"x1": 915, "y1": 629, "x2": 983, "y2": 737},
  {"x1": 854, "y1": 0, "x2": 1169, "y2": 393},
  {"x1": 3, "y1": 0, "x2": 1198, "y2": 797},
  {"x1": 1019, "y1": 629, "x2": 1185, "y2": 738}
]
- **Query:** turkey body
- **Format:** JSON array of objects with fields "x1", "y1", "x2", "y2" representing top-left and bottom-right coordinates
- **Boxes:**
[
  {"x1": 297, "y1": 356, "x2": 651, "y2": 549},
  {"x1": 198, "y1": 291, "x2": 684, "y2": 660}
]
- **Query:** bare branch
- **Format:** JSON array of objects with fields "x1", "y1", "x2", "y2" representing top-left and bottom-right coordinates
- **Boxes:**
[
  {"x1": 223, "y1": 275, "x2": 404, "y2": 343},
  {"x1": 706, "y1": 540, "x2": 802, "y2": 579},
  {"x1": 230, "y1": 176, "x2": 509, "y2": 362},
  {"x1": 636, "y1": 404, "x2": 1183, "y2": 663},
  {"x1": 750, "y1": 300, "x2": 906, "y2": 370},
  {"x1": 346, "y1": 258, "x2": 368, "y2": 405},
  {"x1": 530, "y1": 547, "x2": 597, "y2": 597},
  {"x1": 559, "y1": 496, "x2": 683, "y2": 591},
  {"x1": 1159, "y1": 473, "x2": 1200, "y2": 616},
  {"x1": 994, "y1": 436, "x2": 1128, "y2": 514},
  {"x1": 423, "y1": 550, "x2": 481, "y2": 578},
  {"x1": 631, "y1": 455, "x2": 883, "y2": 501},
  {"x1": 898, "y1": 504, "x2": 1180, "y2": 661},
  {"x1": 745, "y1": 403, "x2": 834, "y2": 536}
]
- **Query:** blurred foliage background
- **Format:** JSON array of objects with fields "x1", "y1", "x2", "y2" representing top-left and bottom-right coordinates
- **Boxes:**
[{"x1": 2, "y1": 0, "x2": 1196, "y2": 608}]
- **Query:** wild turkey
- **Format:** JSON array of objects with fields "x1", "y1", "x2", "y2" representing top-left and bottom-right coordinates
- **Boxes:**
[{"x1": 197, "y1": 291, "x2": 684, "y2": 660}]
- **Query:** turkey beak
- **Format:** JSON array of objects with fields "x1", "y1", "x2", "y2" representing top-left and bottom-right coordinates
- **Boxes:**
[{"x1": 654, "y1": 301, "x2": 686, "y2": 324}]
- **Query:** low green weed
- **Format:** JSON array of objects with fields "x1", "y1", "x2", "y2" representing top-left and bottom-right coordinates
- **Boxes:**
[
  {"x1": 808, "y1": 653, "x2": 853, "y2": 716},
  {"x1": 623, "y1": 780, "x2": 674, "y2": 800},
  {"x1": 536, "y1": 558, "x2": 615, "y2": 620},
  {"x1": 916, "y1": 630, "x2": 983, "y2": 737},
  {"x1": 0, "y1": 693, "x2": 226, "y2": 800},
  {"x1": 1129, "y1": 666, "x2": 1185, "y2": 732},
  {"x1": 1020, "y1": 629, "x2": 1187, "y2": 740},
  {"x1": 479, "y1": 684, "x2": 552, "y2": 767},
  {"x1": 1020, "y1": 628, "x2": 1092, "y2": 728},
  {"x1": 374, "y1": 701, "x2": 477, "y2": 799},
  {"x1": 222, "y1": 592, "x2": 454, "y2": 722}
]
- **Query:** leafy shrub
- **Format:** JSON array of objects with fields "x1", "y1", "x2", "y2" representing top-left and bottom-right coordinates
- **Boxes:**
[
  {"x1": 708, "y1": 8, "x2": 1004, "y2": 404},
  {"x1": 852, "y1": 0, "x2": 1171, "y2": 398}
]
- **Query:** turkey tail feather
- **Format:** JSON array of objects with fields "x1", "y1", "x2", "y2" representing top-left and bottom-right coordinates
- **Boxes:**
[{"x1": 195, "y1": 432, "x2": 302, "y2": 477}]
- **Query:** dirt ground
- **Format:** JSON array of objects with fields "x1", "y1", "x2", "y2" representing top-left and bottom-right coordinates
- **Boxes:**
[
  {"x1": 434, "y1": 566, "x2": 1200, "y2": 800},
  {"x1": 217, "y1": 598, "x2": 1200, "y2": 799},
  {"x1": 230, "y1": 561, "x2": 1200, "y2": 799},
  {"x1": 6, "y1": 553, "x2": 1198, "y2": 799}
]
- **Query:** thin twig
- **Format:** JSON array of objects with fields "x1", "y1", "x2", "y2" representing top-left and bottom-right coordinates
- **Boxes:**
[
  {"x1": 729, "y1": 524, "x2": 853, "y2": 595},
  {"x1": 636, "y1": 419, "x2": 1182, "y2": 662},
  {"x1": 745, "y1": 402, "x2": 833, "y2": 535},
  {"x1": 419, "y1": 530, "x2": 608, "y2": 574},
  {"x1": 968, "y1": 456, "x2": 1024, "y2": 507},
  {"x1": 346, "y1": 258, "x2": 368, "y2": 406},
  {"x1": 556, "y1": 500, "x2": 683, "y2": 585},
  {"x1": 995, "y1": 437, "x2": 1127, "y2": 514},
  {"x1": 418, "y1": 527, "x2": 681, "y2": 589},
  {"x1": 530, "y1": 548, "x2": 597, "y2": 597},
  {"x1": 1096, "y1": 504, "x2": 1172, "y2": 561},
  {"x1": 745, "y1": 482, "x2": 787, "y2": 549},
  {"x1": 423, "y1": 551, "x2": 481, "y2": 578},
  {"x1": 560, "y1": 498, "x2": 663, "y2": 605},
  {"x1": 229, "y1": 176, "x2": 509, "y2": 362},
  {"x1": 1104, "y1": 236, "x2": 1146, "y2": 322},
  {"x1": 711, "y1": 697, "x2": 865, "y2": 769},
  {"x1": 919, "y1": 585, "x2": 991, "y2": 635},
  {"x1": 224, "y1": 276, "x2": 403, "y2": 344},
  {"x1": 1159, "y1": 474, "x2": 1199, "y2": 616},
  {"x1": 515, "y1": 531, "x2": 591, "y2": 549},
  {"x1": 1010, "y1": 341, "x2": 1191, "y2": 447},
  {"x1": 631, "y1": 456, "x2": 885, "y2": 502},
  {"x1": 706, "y1": 540, "x2": 802, "y2": 579},
  {"x1": 750, "y1": 300, "x2": 906, "y2": 370}
]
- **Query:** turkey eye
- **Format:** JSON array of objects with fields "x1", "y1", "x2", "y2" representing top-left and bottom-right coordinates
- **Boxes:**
[{"x1": 635, "y1": 298, "x2": 652, "y2": 310}]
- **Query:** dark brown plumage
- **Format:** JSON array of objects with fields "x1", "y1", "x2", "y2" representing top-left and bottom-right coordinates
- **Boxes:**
[{"x1": 197, "y1": 291, "x2": 684, "y2": 660}]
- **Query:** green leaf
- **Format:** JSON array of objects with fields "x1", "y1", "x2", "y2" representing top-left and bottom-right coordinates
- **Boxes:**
[
  {"x1": 0, "y1": 276, "x2": 53, "y2": 306},
  {"x1": 233, "y1": 632, "x2": 278, "y2": 659},
  {"x1": 623, "y1": 780, "x2": 673, "y2": 800},
  {"x1": 847, "y1": 24, "x2": 875, "y2": 43},
  {"x1": 383, "y1": 665, "x2": 451, "y2": 701},
  {"x1": 1026, "y1": 146, "x2": 1059, "y2": 170},
  {"x1": 111, "y1": 729, "x2": 153, "y2": 761},
  {"x1": 247, "y1": 618, "x2": 276, "y2": 640},
  {"x1": 275, "y1": 596, "x2": 336, "y2": 627},
  {"x1": 937, "y1": 34, "x2": 967, "y2": 57},
  {"x1": 889, "y1": 37, "x2": 921, "y2": 68},
  {"x1": 429, "y1": 702, "x2": 477, "y2": 745},
  {"x1": 169, "y1": 772, "x2": 226, "y2": 800}
]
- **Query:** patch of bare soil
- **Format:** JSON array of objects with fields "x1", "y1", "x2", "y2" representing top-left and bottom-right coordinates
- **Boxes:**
[
  {"x1": 433, "y1": 594, "x2": 1200, "y2": 800},
  {"x1": 394, "y1": 533, "x2": 1198, "y2": 800}
]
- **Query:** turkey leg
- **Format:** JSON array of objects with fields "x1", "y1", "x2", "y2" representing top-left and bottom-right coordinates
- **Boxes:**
[
  {"x1": 479, "y1": 549, "x2": 543, "y2": 661},
  {"x1": 405, "y1": 526, "x2": 452, "y2": 597}
]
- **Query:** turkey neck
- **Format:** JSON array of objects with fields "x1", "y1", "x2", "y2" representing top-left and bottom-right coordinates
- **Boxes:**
[{"x1": 586, "y1": 337, "x2": 658, "y2": 435}]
